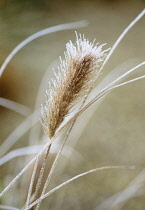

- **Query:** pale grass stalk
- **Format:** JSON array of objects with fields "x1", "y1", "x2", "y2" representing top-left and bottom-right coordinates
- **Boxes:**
[
  {"x1": 89, "y1": 58, "x2": 142, "y2": 98},
  {"x1": 26, "y1": 166, "x2": 135, "y2": 210},
  {"x1": 0, "y1": 141, "x2": 52, "y2": 197},
  {"x1": 0, "y1": 145, "x2": 43, "y2": 166},
  {"x1": 25, "y1": 143, "x2": 52, "y2": 209},
  {"x1": 109, "y1": 74, "x2": 145, "y2": 90},
  {"x1": 24, "y1": 142, "x2": 53, "y2": 209},
  {"x1": 80, "y1": 62, "x2": 145, "y2": 110},
  {"x1": 55, "y1": 61, "x2": 145, "y2": 139},
  {"x1": 0, "y1": 205, "x2": 20, "y2": 210},
  {"x1": 0, "y1": 140, "x2": 77, "y2": 166},
  {"x1": 99, "y1": 9, "x2": 145, "y2": 71},
  {"x1": 0, "y1": 21, "x2": 88, "y2": 77},
  {"x1": 24, "y1": 148, "x2": 46, "y2": 209},
  {"x1": 0, "y1": 110, "x2": 39, "y2": 158},
  {"x1": 35, "y1": 122, "x2": 75, "y2": 210},
  {"x1": 26, "y1": 121, "x2": 76, "y2": 209},
  {"x1": 34, "y1": 145, "x2": 52, "y2": 198},
  {"x1": 0, "y1": 97, "x2": 31, "y2": 116},
  {"x1": 22, "y1": 140, "x2": 78, "y2": 209},
  {"x1": 0, "y1": 133, "x2": 78, "y2": 198}
]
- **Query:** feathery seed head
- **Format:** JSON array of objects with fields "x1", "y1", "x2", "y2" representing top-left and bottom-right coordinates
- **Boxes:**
[{"x1": 41, "y1": 32, "x2": 110, "y2": 138}]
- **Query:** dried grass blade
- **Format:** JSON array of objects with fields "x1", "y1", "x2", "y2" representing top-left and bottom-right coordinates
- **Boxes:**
[{"x1": 27, "y1": 165, "x2": 135, "y2": 209}]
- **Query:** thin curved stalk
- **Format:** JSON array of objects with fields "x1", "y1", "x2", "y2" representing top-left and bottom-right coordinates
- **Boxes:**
[
  {"x1": 24, "y1": 147, "x2": 46, "y2": 209},
  {"x1": 0, "y1": 145, "x2": 43, "y2": 166},
  {"x1": 27, "y1": 165, "x2": 135, "y2": 209},
  {"x1": 0, "y1": 141, "x2": 52, "y2": 197},
  {"x1": 35, "y1": 122, "x2": 75, "y2": 210},
  {"x1": 55, "y1": 61, "x2": 145, "y2": 139},
  {"x1": 99, "y1": 9, "x2": 145, "y2": 72},
  {"x1": 26, "y1": 143, "x2": 52, "y2": 209},
  {"x1": 0, "y1": 20, "x2": 88, "y2": 77},
  {"x1": 109, "y1": 74, "x2": 145, "y2": 90},
  {"x1": 34, "y1": 144, "x2": 52, "y2": 198},
  {"x1": 0, "y1": 205, "x2": 20, "y2": 210},
  {"x1": 0, "y1": 97, "x2": 31, "y2": 116}
]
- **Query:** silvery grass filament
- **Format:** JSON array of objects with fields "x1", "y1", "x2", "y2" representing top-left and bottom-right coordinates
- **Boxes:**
[
  {"x1": 41, "y1": 33, "x2": 110, "y2": 139},
  {"x1": 0, "y1": 20, "x2": 88, "y2": 77}
]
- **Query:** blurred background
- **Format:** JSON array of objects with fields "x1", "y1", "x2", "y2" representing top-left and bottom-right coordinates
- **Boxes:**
[{"x1": 0, "y1": 0, "x2": 145, "y2": 209}]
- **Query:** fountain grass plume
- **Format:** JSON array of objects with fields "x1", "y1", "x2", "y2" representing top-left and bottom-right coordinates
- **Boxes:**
[{"x1": 41, "y1": 32, "x2": 110, "y2": 138}]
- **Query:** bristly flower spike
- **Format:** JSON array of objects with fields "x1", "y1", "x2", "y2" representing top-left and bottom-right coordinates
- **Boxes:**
[{"x1": 41, "y1": 32, "x2": 110, "y2": 138}]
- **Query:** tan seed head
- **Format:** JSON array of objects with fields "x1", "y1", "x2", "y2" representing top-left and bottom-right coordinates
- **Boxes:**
[{"x1": 41, "y1": 33, "x2": 110, "y2": 138}]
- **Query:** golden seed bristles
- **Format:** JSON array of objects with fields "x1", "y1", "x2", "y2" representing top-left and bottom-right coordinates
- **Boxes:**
[{"x1": 41, "y1": 33, "x2": 110, "y2": 138}]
